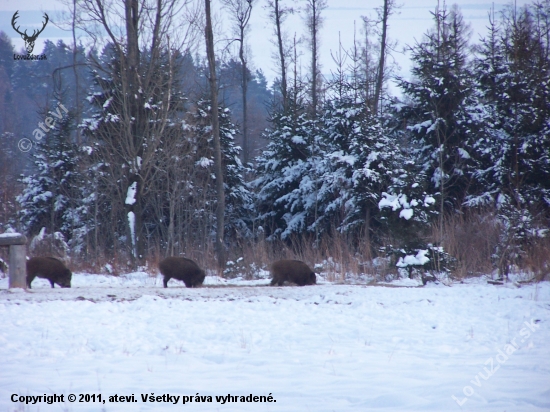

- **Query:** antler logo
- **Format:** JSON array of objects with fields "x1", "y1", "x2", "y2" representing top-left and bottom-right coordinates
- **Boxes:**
[{"x1": 11, "y1": 11, "x2": 49, "y2": 55}]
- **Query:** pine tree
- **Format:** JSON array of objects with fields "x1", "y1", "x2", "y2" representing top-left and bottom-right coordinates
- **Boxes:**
[
  {"x1": 254, "y1": 102, "x2": 318, "y2": 240},
  {"x1": 190, "y1": 99, "x2": 254, "y2": 240},
  {"x1": 317, "y1": 96, "x2": 397, "y2": 241},
  {"x1": 468, "y1": 3, "x2": 550, "y2": 213},
  {"x1": 18, "y1": 105, "x2": 86, "y2": 245},
  {"x1": 466, "y1": 3, "x2": 550, "y2": 276},
  {"x1": 396, "y1": 4, "x2": 477, "y2": 220}
]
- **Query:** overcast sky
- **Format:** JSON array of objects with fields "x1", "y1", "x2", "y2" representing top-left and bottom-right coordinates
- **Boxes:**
[{"x1": 0, "y1": 0, "x2": 533, "y2": 88}]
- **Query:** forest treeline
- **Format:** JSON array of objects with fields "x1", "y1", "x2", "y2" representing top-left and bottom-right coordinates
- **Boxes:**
[{"x1": 0, "y1": 0, "x2": 548, "y2": 281}]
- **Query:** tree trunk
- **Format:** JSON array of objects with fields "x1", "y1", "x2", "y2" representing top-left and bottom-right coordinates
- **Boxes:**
[
  {"x1": 205, "y1": 0, "x2": 226, "y2": 270},
  {"x1": 373, "y1": 0, "x2": 389, "y2": 114},
  {"x1": 310, "y1": 0, "x2": 318, "y2": 115},
  {"x1": 274, "y1": 0, "x2": 288, "y2": 111},
  {"x1": 239, "y1": 23, "x2": 249, "y2": 165},
  {"x1": 72, "y1": 0, "x2": 81, "y2": 145},
  {"x1": 123, "y1": 0, "x2": 145, "y2": 265}
]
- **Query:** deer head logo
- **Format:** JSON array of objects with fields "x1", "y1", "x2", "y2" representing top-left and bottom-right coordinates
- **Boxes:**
[{"x1": 11, "y1": 11, "x2": 49, "y2": 55}]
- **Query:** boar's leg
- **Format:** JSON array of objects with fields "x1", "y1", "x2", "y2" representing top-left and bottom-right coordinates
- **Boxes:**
[{"x1": 270, "y1": 277, "x2": 284, "y2": 286}]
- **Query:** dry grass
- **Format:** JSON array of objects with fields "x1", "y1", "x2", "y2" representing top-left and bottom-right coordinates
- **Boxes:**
[
  {"x1": 525, "y1": 236, "x2": 550, "y2": 282},
  {"x1": 433, "y1": 211, "x2": 500, "y2": 279},
  {"x1": 213, "y1": 229, "x2": 375, "y2": 282},
  {"x1": 432, "y1": 210, "x2": 550, "y2": 281},
  {"x1": 22, "y1": 210, "x2": 548, "y2": 283}
]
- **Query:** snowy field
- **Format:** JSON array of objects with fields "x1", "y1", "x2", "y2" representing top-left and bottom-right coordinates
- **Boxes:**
[{"x1": 0, "y1": 272, "x2": 549, "y2": 412}]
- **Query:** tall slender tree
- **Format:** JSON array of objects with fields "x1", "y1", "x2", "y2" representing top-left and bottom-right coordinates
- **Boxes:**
[
  {"x1": 397, "y1": 3, "x2": 476, "y2": 240},
  {"x1": 303, "y1": 0, "x2": 327, "y2": 116},
  {"x1": 373, "y1": 0, "x2": 397, "y2": 114},
  {"x1": 221, "y1": 0, "x2": 255, "y2": 166},
  {"x1": 205, "y1": 0, "x2": 227, "y2": 269},
  {"x1": 266, "y1": 0, "x2": 294, "y2": 112}
]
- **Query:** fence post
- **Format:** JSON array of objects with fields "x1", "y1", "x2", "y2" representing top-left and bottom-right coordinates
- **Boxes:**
[{"x1": 0, "y1": 234, "x2": 27, "y2": 289}]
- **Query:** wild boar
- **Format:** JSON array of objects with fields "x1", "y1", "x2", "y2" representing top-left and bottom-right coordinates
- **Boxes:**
[
  {"x1": 270, "y1": 259, "x2": 316, "y2": 286},
  {"x1": 27, "y1": 257, "x2": 72, "y2": 288},
  {"x1": 159, "y1": 257, "x2": 206, "y2": 288}
]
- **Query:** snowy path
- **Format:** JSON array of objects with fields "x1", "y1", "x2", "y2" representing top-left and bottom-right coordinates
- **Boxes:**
[{"x1": 0, "y1": 274, "x2": 549, "y2": 411}]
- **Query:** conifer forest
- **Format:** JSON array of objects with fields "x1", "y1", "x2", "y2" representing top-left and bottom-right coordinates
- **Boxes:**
[{"x1": 0, "y1": 0, "x2": 548, "y2": 281}]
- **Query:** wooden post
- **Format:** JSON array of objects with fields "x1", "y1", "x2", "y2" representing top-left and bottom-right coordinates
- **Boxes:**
[
  {"x1": 9, "y1": 244, "x2": 27, "y2": 288},
  {"x1": 0, "y1": 233, "x2": 27, "y2": 289}
]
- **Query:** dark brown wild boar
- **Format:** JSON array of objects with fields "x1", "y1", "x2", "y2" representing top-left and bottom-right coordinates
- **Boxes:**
[
  {"x1": 270, "y1": 259, "x2": 316, "y2": 286},
  {"x1": 159, "y1": 257, "x2": 206, "y2": 288},
  {"x1": 27, "y1": 257, "x2": 72, "y2": 288}
]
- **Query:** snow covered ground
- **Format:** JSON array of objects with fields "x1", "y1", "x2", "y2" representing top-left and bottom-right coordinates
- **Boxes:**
[{"x1": 0, "y1": 272, "x2": 549, "y2": 411}]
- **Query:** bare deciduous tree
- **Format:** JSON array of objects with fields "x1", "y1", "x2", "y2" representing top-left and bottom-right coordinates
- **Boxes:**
[
  {"x1": 303, "y1": 0, "x2": 327, "y2": 116},
  {"x1": 266, "y1": 0, "x2": 294, "y2": 112},
  {"x1": 373, "y1": 0, "x2": 397, "y2": 114},
  {"x1": 221, "y1": 0, "x2": 254, "y2": 165},
  {"x1": 78, "y1": 0, "x2": 198, "y2": 265}
]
